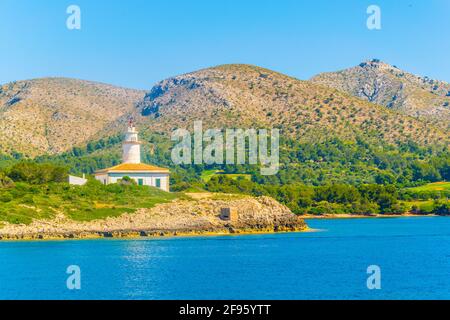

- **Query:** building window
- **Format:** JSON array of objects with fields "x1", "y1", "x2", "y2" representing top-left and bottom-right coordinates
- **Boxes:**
[
  {"x1": 138, "y1": 178, "x2": 144, "y2": 186},
  {"x1": 155, "y1": 178, "x2": 161, "y2": 188}
]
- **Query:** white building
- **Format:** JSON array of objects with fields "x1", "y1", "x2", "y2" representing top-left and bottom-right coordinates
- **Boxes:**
[
  {"x1": 94, "y1": 122, "x2": 170, "y2": 192},
  {"x1": 68, "y1": 174, "x2": 88, "y2": 186}
]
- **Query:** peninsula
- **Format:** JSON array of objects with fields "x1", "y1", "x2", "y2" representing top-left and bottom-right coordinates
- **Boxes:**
[{"x1": 0, "y1": 193, "x2": 308, "y2": 240}]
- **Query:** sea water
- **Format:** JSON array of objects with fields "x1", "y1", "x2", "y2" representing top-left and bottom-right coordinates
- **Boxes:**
[{"x1": 0, "y1": 217, "x2": 449, "y2": 300}]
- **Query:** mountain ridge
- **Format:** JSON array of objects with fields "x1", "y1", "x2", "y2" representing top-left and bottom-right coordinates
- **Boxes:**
[
  {"x1": 136, "y1": 63, "x2": 447, "y2": 145},
  {"x1": 0, "y1": 63, "x2": 448, "y2": 158},
  {"x1": 0, "y1": 78, "x2": 144, "y2": 157},
  {"x1": 311, "y1": 59, "x2": 450, "y2": 128}
]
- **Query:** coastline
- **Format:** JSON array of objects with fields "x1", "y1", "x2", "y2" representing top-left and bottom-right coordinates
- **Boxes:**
[
  {"x1": 0, "y1": 226, "x2": 311, "y2": 242},
  {"x1": 0, "y1": 195, "x2": 308, "y2": 241},
  {"x1": 298, "y1": 213, "x2": 438, "y2": 219},
  {"x1": 1, "y1": 193, "x2": 444, "y2": 242}
]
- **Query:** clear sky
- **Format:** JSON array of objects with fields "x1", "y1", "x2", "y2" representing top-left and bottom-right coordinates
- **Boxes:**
[{"x1": 1, "y1": 0, "x2": 449, "y2": 89}]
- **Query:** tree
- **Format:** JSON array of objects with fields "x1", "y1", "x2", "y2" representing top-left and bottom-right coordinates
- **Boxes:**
[
  {"x1": 118, "y1": 176, "x2": 136, "y2": 185},
  {"x1": 7, "y1": 162, "x2": 68, "y2": 184},
  {"x1": 432, "y1": 202, "x2": 450, "y2": 215}
]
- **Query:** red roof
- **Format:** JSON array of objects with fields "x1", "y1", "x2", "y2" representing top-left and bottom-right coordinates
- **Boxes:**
[{"x1": 95, "y1": 163, "x2": 169, "y2": 174}]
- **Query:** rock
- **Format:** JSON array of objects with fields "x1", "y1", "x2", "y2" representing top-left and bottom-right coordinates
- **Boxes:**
[{"x1": 0, "y1": 194, "x2": 307, "y2": 240}]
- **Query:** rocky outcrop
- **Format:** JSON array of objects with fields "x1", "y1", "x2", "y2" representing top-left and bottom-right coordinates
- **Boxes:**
[
  {"x1": 0, "y1": 78, "x2": 144, "y2": 156},
  {"x1": 135, "y1": 64, "x2": 448, "y2": 147},
  {"x1": 1, "y1": 64, "x2": 448, "y2": 158},
  {"x1": 311, "y1": 59, "x2": 450, "y2": 129},
  {"x1": 0, "y1": 195, "x2": 308, "y2": 240}
]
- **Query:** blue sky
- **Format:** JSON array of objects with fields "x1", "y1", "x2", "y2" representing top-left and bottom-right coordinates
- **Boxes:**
[{"x1": 1, "y1": 0, "x2": 449, "y2": 89}]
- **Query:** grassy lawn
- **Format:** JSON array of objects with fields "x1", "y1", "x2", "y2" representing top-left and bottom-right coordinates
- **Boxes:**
[
  {"x1": 407, "y1": 181, "x2": 450, "y2": 192},
  {"x1": 399, "y1": 200, "x2": 434, "y2": 212},
  {"x1": 200, "y1": 170, "x2": 219, "y2": 182},
  {"x1": 0, "y1": 180, "x2": 182, "y2": 224},
  {"x1": 400, "y1": 199, "x2": 450, "y2": 212},
  {"x1": 200, "y1": 170, "x2": 252, "y2": 182}
]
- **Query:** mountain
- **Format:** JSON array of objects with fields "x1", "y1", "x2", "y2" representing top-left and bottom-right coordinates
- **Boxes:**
[
  {"x1": 311, "y1": 59, "x2": 450, "y2": 128},
  {"x1": 136, "y1": 64, "x2": 447, "y2": 145},
  {"x1": 0, "y1": 78, "x2": 144, "y2": 157},
  {"x1": 0, "y1": 64, "x2": 448, "y2": 159}
]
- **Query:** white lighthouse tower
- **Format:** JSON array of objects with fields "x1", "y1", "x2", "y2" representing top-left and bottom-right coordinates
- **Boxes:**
[
  {"x1": 95, "y1": 118, "x2": 170, "y2": 191},
  {"x1": 122, "y1": 118, "x2": 141, "y2": 164}
]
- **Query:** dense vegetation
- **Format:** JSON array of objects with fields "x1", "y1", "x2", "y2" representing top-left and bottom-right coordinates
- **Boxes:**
[
  {"x1": 1, "y1": 132, "x2": 449, "y2": 223},
  {"x1": 0, "y1": 162, "x2": 181, "y2": 224},
  {"x1": 198, "y1": 175, "x2": 449, "y2": 215},
  {"x1": 1, "y1": 64, "x2": 448, "y2": 226},
  {"x1": 30, "y1": 132, "x2": 450, "y2": 187}
]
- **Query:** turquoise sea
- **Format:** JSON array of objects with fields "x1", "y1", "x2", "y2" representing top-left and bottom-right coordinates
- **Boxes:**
[{"x1": 1, "y1": 217, "x2": 449, "y2": 300}]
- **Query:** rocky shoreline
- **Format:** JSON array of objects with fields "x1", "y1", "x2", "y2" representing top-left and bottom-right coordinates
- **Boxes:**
[
  {"x1": 297, "y1": 213, "x2": 438, "y2": 219},
  {"x1": 0, "y1": 195, "x2": 308, "y2": 241}
]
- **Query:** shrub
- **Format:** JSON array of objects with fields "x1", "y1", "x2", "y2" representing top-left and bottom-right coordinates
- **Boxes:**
[
  {"x1": 432, "y1": 202, "x2": 450, "y2": 215},
  {"x1": 7, "y1": 162, "x2": 68, "y2": 184},
  {"x1": 0, "y1": 192, "x2": 13, "y2": 203},
  {"x1": 118, "y1": 176, "x2": 136, "y2": 186},
  {"x1": 0, "y1": 172, "x2": 15, "y2": 188}
]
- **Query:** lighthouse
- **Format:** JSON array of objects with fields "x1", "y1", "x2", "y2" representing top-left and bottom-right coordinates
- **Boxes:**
[
  {"x1": 94, "y1": 119, "x2": 170, "y2": 191},
  {"x1": 122, "y1": 119, "x2": 141, "y2": 164}
]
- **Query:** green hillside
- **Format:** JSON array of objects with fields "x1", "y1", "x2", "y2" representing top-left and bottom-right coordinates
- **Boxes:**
[
  {"x1": 407, "y1": 182, "x2": 450, "y2": 192},
  {"x1": 0, "y1": 64, "x2": 449, "y2": 221},
  {"x1": 201, "y1": 170, "x2": 251, "y2": 182},
  {"x1": 0, "y1": 163, "x2": 181, "y2": 224}
]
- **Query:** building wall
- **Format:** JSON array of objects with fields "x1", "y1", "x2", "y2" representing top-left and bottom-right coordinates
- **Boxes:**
[
  {"x1": 68, "y1": 175, "x2": 88, "y2": 186},
  {"x1": 95, "y1": 174, "x2": 109, "y2": 185},
  {"x1": 107, "y1": 172, "x2": 170, "y2": 192}
]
